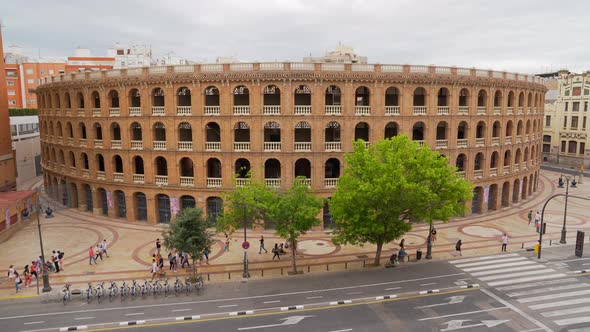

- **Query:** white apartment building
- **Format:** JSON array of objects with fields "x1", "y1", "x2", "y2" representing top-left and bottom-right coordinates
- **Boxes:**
[
  {"x1": 543, "y1": 70, "x2": 590, "y2": 168},
  {"x1": 107, "y1": 43, "x2": 152, "y2": 69},
  {"x1": 9, "y1": 116, "x2": 41, "y2": 185},
  {"x1": 303, "y1": 44, "x2": 368, "y2": 64}
]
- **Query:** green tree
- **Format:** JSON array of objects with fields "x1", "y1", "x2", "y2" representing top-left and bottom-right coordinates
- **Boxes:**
[
  {"x1": 162, "y1": 207, "x2": 214, "y2": 279},
  {"x1": 329, "y1": 136, "x2": 472, "y2": 265},
  {"x1": 266, "y1": 177, "x2": 324, "y2": 274}
]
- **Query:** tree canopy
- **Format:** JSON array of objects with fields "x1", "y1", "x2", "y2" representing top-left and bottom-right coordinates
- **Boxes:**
[{"x1": 329, "y1": 136, "x2": 473, "y2": 265}]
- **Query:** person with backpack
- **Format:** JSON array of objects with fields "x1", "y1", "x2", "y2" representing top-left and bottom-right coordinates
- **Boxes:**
[
  {"x1": 14, "y1": 272, "x2": 22, "y2": 293},
  {"x1": 272, "y1": 243, "x2": 281, "y2": 260}
]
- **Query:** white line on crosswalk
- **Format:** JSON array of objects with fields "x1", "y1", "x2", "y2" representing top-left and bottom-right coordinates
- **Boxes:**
[
  {"x1": 541, "y1": 305, "x2": 590, "y2": 318},
  {"x1": 463, "y1": 260, "x2": 542, "y2": 273},
  {"x1": 487, "y1": 273, "x2": 567, "y2": 287},
  {"x1": 507, "y1": 283, "x2": 589, "y2": 297},
  {"x1": 518, "y1": 289, "x2": 590, "y2": 304},
  {"x1": 479, "y1": 269, "x2": 556, "y2": 281},
  {"x1": 554, "y1": 316, "x2": 590, "y2": 326},
  {"x1": 529, "y1": 297, "x2": 590, "y2": 310},
  {"x1": 450, "y1": 253, "x2": 520, "y2": 264},
  {"x1": 470, "y1": 264, "x2": 542, "y2": 277},
  {"x1": 455, "y1": 257, "x2": 527, "y2": 268},
  {"x1": 569, "y1": 327, "x2": 590, "y2": 332},
  {"x1": 496, "y1": 278, "x2": 578, "y2": 291}
]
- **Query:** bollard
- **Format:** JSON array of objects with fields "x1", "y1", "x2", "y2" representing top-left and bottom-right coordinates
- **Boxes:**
[
  {"x1": 363, "y1": 260, "x2": 366, "y2": 267},
  {"x1": 550, "y1": 240, "x2": 552, "y2": 245},
  {"x1": 207, "y1": 274, "x2": 210, "y2": 281},
  {"x1": 281, "y1": 267, "x2": 283, "y2": 275},
  {"x1": 308, "y1": 265, "x2": 310, "y2": 273},
  {"x1": 228, "y1": 272, "x2": 231, "y2": 280},
  {"x1": 326, "y1": 264, "x2": 329, "y2": 271},
  {"x1": 261, "y1": 269, "x2": 264, "y2": 277},
  {"x1": 521, "y1": 243, "x2": 524, "y2": 249},
  {"x1": 345, "y1": 262, "x2": 348, "y2": 269}
]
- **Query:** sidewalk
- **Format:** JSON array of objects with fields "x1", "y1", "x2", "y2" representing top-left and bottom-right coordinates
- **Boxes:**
[{"x1": 1, "y1": 169, "x2": 587, "y2": 299}]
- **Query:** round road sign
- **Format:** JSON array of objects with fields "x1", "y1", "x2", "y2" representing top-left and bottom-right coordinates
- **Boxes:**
[{"x1": 242, "y1": 241, "x2": 250, "y2": 250}]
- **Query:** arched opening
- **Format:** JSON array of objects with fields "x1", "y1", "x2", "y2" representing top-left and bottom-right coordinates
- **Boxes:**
[
  {"x1": 179, "y1": 157, "x2": 194, "y2": 177},
  {"x1": 506, "y1": 120, "x2": 514, "y2": 137},
  {"x1": 456, "y1": 154, "x2": 466, "y2": 172},
  {"x1": 113, "y1": 155, "x2": 123, "y2": 173},
  {"x1": 264, "y1": 159, "x2": 281, "y2": 179},
  {"x1": 94, "y1": 123, "x2": 102, "y2": 140},
  {"x1": 180, "y1": 195, "x2": 196, "y2": 210},
  {"x1": 264, "y1": 122, "x2": 281, "y2": 147},
  {"x1": 111, "y1": 122, "x2": 121, "y2": 142},
  {"x1": 96, "y1": 154, "x2": 105, "y2": 172},
  {"x1": 512, "y1": 179, "x2": 520, "y2": 203},
  {"x1": 413, "y1": 87, "x2": 426, "y2": 107},
  {"x1": 526, "y1": 120, "x2": 531, "y2": 136},
  {"x1": 58, "y1": 150, "x2": 65, "y2": 165},
  {"x1": 156, "y1": 194, "x2": 171, "y2": 223},
  {"x1": 472, "y1": 187, "x2": 483, "y2": 214},
  {"x1": 488, "y1": 184, "x2": 498, "y2": 211},
  {"x1": 66, "y1": 122, "x2": 73, "y2": 138},
  {"x1": 323, "y1": 199, "x2": 335, "y2": 229},
  {"x1": 325, "y1": 158, "x2": 341, "y2": 180},
  {"x1": 130, "y1": 122, "x2": 142, "y2": 142},
  {"x1": 294, "y1": 85, "x2": 311, "y2": 108},
  {"x1": 502, "y1": 181, "x2": 510, "y2": 207},
  {"x1": 205, "y1": 86, "x2": 220, "y2": 107},
  {"x1": 437, "y1": 87, "x2": 449, "y2": 106},
  {"x1": 206, "y1": 122, "x2": 221, "y2": 144},
  {"x1": 235, "y1": 158, "x2": 251, "y2": 178},
  {"x1": 490, "y1": 151, "x2": 499, "y2": 169},
  {"x1": 494, "y1": 90, "x2": 502, "y2": 108},
  {"x1": 207, "y1": 158, "x2": 222, "y2": 178},
  {"x1": 474, "y1": 152, "x2": 484, "y2": 172},
  {"x1": 64, "y1": 92, "x2": 71, "y2": 109},
  {"x1": 206, "y1": 197, "x2": 223, "y2": 223},
  {"x1": 436, "y1": 121, "x2": 448, "y2": 140},
  {"x1": 56, "y1": 122, "x2": 63, "y2": 137},
  {"x1": 504, "y1": 150, "x2": 512, "y2": 168},
  {"x1": 76, "y1": 92, "x2": 85, "y2": 109},
  {"x1": 263, "y1": 85, "x2": 281, "y2": 106},
  {"x1": 354, "y1": 122, "x2": 369, "y2": 142},
  {"x1": 355, "y1": 86, "x2": 370, "y2": 106},
  {"x1": 527, "y1": 92, "x2": 532, "y2": 108},
  {"x1": 233, "y1": 85, "x2": 250, "y2": 106},
  {"x1": 477, "y1": 89, "x2": 487, "y2": 107},
  {"x1": 69, "y1": 183, "x2": 78, "y2": 209},
  {"x1": 507, "y1": 91, "x2": 515, "y2": 109},
  {"x1": 492, "y1": 121, "x2": 501, "y2": 140},
  {"x1": 109, "y1": 90, "x2": 119, "y2": 108},
  {"x1": 325, "y1": 85, "x2": 342, "y2": 106},
  {"x1": 152, "y1": 87, "x2": 165, "y2": 106},
  {"x1": 55, "y1": 93, "x2": 61, "y2": 108},
  {"x1": 457, "y1": 121, "x2": 468, "y2": 140},
  {"x1": 69, "y1": 151, "x2": 76, "y2": 167},
  {"x1": 155, "y1": 156, "x2": 167, "y2": 176},
  {"x1": 97, "y1": 188, "x2": 108, "y2": 216},
  {"x1": 294, "y1": 122, "x2": 311, "y2": 149},
  {"x1": 83, "y1": 184, "x2": 93, "y2": 212},
  {"x1": 81, "y1": 153, "x2": 89, "y2": 170},
  {"x1": 114, "y1": 190, "x2": 126, "y2": 218},
  {"x1": 517, "y1": 120, "x2": 523, "y2": 136},
  {"x1": 295, "y1": 158, "x2": 311, "y2": 179},
  {"x1": 153, "y1": 122, "x2": 166, "y2": 142},
  {"x1": 459, "y1": 88, "x2": 469, "y2": 108},
  {"x1": 412, "y1": 121, "x2": 425, "y2": 141},
  {"x1": 325, "y1": 121, "x2": 341, "y2": 144},
  {"x1": 178, "y1": 122, "x2": 192, "y2": 144},
  {"x1": 129, "y1": 89, "x2": 141, "y2": 107},
  {"x1": 134, "y1": 192, "x2": 147, "y2": 221},
  {"x1": 177, "y1": 87, "x2": 191, "y2": 106},
  {"x1": 522, "y1": 176, "x2": 528, "y2": 200},
  {"x1": 385, "y1": 122, "x2": 399, "y2": 139},
  {"x1": 92, "y1": 91, "x2": 100, "y2": 108},
  {"x1": 476, "y1": 121, "x2": 486, "y2": 141},
  {"x1": 518, "y1": 92, "x2": 525, "y2": 108},
  {"x1": 385, "y1": 87, "x2": 400, "y2": 107}
]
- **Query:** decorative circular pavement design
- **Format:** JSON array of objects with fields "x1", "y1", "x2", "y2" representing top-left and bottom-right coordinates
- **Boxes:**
[
  {"x1": 542, "y1": 212, "x2": 586, "y2": 226},
  {"x1": 296, "y1": 239, "x2": 339, "y2": 256},
  {"x1": 390, "y1": 234, "x2": 427, "y2": 249},
  {"x1": 461, "y1": 225, "x2": 504, "y2": 238}
]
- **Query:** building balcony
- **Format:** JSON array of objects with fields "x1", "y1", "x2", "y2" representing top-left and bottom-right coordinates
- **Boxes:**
[
  {"x1": 526, "y1": 107, "x2": 531, "y2": 114},
  {"x1": 458, "y1": 171, "x2": 466, "y2": 178},
  {"x1": 325, "y1": 105, "x2": 342, "y2": 115},
  {"x1": 114, "y1": 172, "x2": 124, "y2": 182},
  {"x1": 233, "y1": 106, "x2": 250, "y2": 115},
  {"x1": 324, "y1": 178, "x2": 339, "y2": 188},
  {"x1": 436, "y1": 139, "x2": 448, "y2": 149},
  {"x1": 129, "y1": 107, "x2": 142, "y2": 116},
  {"x1": 263, "y1": 105, "x2": 281, "y2": 115},
  {"x1": 507, "y1": 107, "x2": 514, "y2": 115},
  {"x1": 355, "y1": 105, "x2": 371, "y2": 116},
  {"x1": 505, "y1": 136, "x2": 512, "y2": 145},
  {"x1": 493, "y1": 107, "x2": 501, "y2": 115},
  {"x1": 112, "y1": 140, "x2": 122, "y2": 149},
  {"x1": 385, "y1": 106, "x2": 400, "y2": 115},
  {"x1": 178, "y1": 141, "x2": 193, "y2": 151},
  {"x1": 458, "y1": 106, "x2": 469, "y2": 115},
  {"x1": 67, "y1": 137, "x2": 74, "y2": 145},
  {"x1": 297, "y1": 178, "x2": 312, "y2": 187},
  {"x1": 234, "y1": 142, "x2": 250, "y2": 151},
  {"x1": 152, "y1": 106, "x2": 165, "y2": 115},
  {"x1": 69, "y1": 166, "x2": 76, "y2": 175},
  {"x1": 294, "y1": 142, "x2": 312, "y2": 151},
  {"x1": 65, "y1": 108, "x2": 72, "y2": 116},
  {"x1": 474, "y1": 169, "x2": 483, "y2": 179},
  {"x1": 177, "y1": 106, "x2": 192, "y2": 116},
  {"x1": 490, "y1": 168, "x2": 498, "y2": 176},
  {"x1": 518, "y1": 107, "x2": 524, "y2": 115},
  {"x1": 94, "y1": 139, "x2": 103, "y2": 148},
  {"x1": 109, "y1": 108, "x2": 120, "y2": 116},
  {"x1": 516, "y1": 136, "x2": 522, "y2": 144},
  {"x1": 155, "y1": 175, "x2": 168, "y2": 186},
  {"x1": 294, "y1": 105, "x2": 311, "y2": 115},
  {"x1": 79, "y1": 138, "x2": 87, "y2": 147},
  {"x1": 414, "y1": 140, "x2": 425, "y2": 147},
  {"x1": 476, "y1": 138, "x2": 485, "y2": 146},
  {"x1": 77, "y1": 108, "x2": 85, "y2": 117},
  {"x1": 437, "y1": 106, "x2": 449, "y2": 115},
  {"x1": 413, "y1": 106, "x2": 427, "y2": 115},
  {"x1": 204, "y1": 106, "x2": 220, "y2": 115},
  {"x1": 97, "y1": 171, "x2": 106, "y2": 180},
  {"x1": 57, "y1": 137, "x2": 63, "y2": 144},
  {"x1": 236, "y1": 178, "x2": 250, "y2": 187},
  {"x1": 477, "y1": 106, "x2": 486, "y2": 115},
  {"x1": 206, "y1": 142, "x2": 221, "y2": 151},
  {"x1": 153, "y1": 141, "x2": 166, "y2": 150},
  {"x1": 514, "y1": 163, "x2": 520, "y2": 172},
  {"x1": 207, "y1": 177, "x2": 222, "y2": 188},
  {"x1": 265, "y1": 178, "x2": 281, "y2": 188},
  {"x1": 133, "y1": 174, "x2": 145, "y2": 184},
  {"x1": 60, "y1": 165, "x2": 66, "y2": 173},
  {"x1": 264, "y1": 142, "x2": 281, "y2": 151},
  {"x1": 457, "y1": 139, "x2": 468, "y2": 148},
  {"x1": 325, "y1": 142, "x2": 341, "y2": 151},
  {"x1": 503, "y1": 165, "x2": 510, "y2": 174},
  {"x1": 82, "y1": 169, "x2": 90, "y2": 178},
  {"x1": 92, "y1": 108, "x2": 101, "y2": 117},
  {"x1": 180, "y1": 176, "x2": 194, "y2": 187},
  {"x1": 131, "y1": 140, "x2": 143, "y2": 150},
  {"x1": 492, "y1": 137, "x2": 500, "y2": 145}
]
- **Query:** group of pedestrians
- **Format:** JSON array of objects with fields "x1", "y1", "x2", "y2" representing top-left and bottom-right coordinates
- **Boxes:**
[
  {"x1": 7, "y1": 253, "x2": 50, "y2": 292},
  {"x1": 150, "y1": 238, "x2": 210, "y2": 279},
  {"x1": 528, "y1": 210, "x2": 543, "y2": 233},
  {"x1": 258, "y1": 235, "x2": 291, "y2": 260},
  {"x1": 88, "y1": 239, "x2": 109, "y2": 265}
]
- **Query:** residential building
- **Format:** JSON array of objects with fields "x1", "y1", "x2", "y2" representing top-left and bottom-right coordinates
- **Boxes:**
[
  {"x1": 10, "y1": 116, "x2": 41, "y2": 185},
  {"x1": 65, "y1": 48, "x2": 115, "y2": 73},
  {"x1": 303, "y1": 44, "x2": 368, "y2": 64},
  {"x1": 0, "y1": 27, "x2": 17, "y2": 191},
  {"x1": 107, "y1": 43, "x2": 152, "y2": 69}
]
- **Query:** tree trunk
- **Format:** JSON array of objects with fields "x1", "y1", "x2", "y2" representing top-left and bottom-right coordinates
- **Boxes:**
[
  {"x1": 374, "y1": 241, "x2": 383, "y2": 266},
  {"x1": 290, "y1": 239, "x2": 297, "y2": 274},
  {"x1": 192, "y1": 258, "x2": 197, "y2": 280}
]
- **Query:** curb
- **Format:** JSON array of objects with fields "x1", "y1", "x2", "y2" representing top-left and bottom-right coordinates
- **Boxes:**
[
  {"x1": 118, "y1": 320, "x2": 146, "y2": 326},
  {"x1": 59, "y1": 326, "x2": 87, "y2": 331},
  {"x1": 175, "y1": 315, "x2": 201, "y2": 321}
]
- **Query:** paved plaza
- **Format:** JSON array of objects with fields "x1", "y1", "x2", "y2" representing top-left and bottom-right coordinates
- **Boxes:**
[{"x1": 0, "y1": 169, "x2": 585, "y2": 299}]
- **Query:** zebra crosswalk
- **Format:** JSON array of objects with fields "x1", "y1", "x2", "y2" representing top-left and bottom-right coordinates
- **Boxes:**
[{"x1": 450, "y1": 253, "x2": 590, "y2": 331}]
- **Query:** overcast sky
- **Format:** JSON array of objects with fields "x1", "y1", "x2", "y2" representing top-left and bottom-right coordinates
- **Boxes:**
[{"x1": 1, "y1": 0, "x2": 586, "y2": 74}]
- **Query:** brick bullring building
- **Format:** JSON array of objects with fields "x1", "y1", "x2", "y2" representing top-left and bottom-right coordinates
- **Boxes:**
[{"x1": 36, "y1": 62, "x2": 546, "y2": 225}]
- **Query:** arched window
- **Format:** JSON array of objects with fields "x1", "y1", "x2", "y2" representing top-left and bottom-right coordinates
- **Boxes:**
[
  {"x1": 294, "y1": 85, "x2": 311, "y2": 109},
  {"x1": 385, "y1": 122, "x2": 399, "y2": 139},
  {"x1": 494, "y1": 90, "x2": 502, "y2": 108},
  {"x1": 111, "y1": 122, "x2": 121, "y2": 141},
  {"x1": 413, "y1": 87, "x2": 426, "y2": 106},
  {"x1": 412, "y1": 122, "x2": 424, "y2": 141},
  {"x1": 81, "y1": 153, "x2": 89, "y2": 169},
  {"x1": 263, "y1": 85, "x2": 281, "y2": 106},
  {"x1": 325, "y1": 158, "x2": 340, "y2": 179},
  {"x1": 325, "y1": 121, "x2": 341, "y2": 142},
  {"x1": 206, "y1": 197, "x2": 223, "y2": 222},
  {"x1": 206, "y1": 122, "x2": 221, "y2": 144},
  {"x1": 64, "y1": 92, "x2": 71, "y2": 109},
  {"x1": 207, "y1": 158, "x2": 222, "y2": 178},
  {"x1": 506, "y1": 120, "x2": 514, "y2": 137},
  {"x1": 474, "y1": 153, "x2": 484, "y2": 170},
  {"x1": 133, "y1": 156, "x2": 144, "y2": 174},
  {"x1": 459, "y1": 88, "x2": 469, "y2": 107},
  {"x1": 152, "y1": 87, "x2": 165, "y2": 106},
  {"x1": 76, "y1": 92, "x2": 85, "y2": 109},
  {"x1": 477, "y1": 90, "x2": 487, "y2": 107},
  {"x1": 79, "y1": 122, "x2": 87, "y2": 139},
  {"x1": 354, "y1": 122, "x2": 369, "y2": 142},
  {"x1": 507, "y1": 91, "x2": 515, "y2": 108},
  {"x1": 436, "y1": 121, "x2": 448, "y2": 140},
  {"x1": 385, "y1": 87, "x2": 400, "y2": 107},
  {"x1": 235, "y1": 158, "x2": 251, "y2": 178},
  {"x1": 294, "y1": 122, "x2": 311, "y2": 148},
  {"x1": 155, "y1": 156, "x2": 168, "y2": 176},
  {"x1": 153, "y1": 122, "x2": 166, "y2": 142},
  {"x1": 355, "y1": 86, "x2": 370, "y2": 106},
  {"x1": 492, "y1": 121, "x2": 501, "y2": 138},
  {"x1": 179, "y1": 157, "x2": 194, "y2": 177},
  {"x1": 205, "y1": 86, "x2": 220, "y2": 106},
  {"x1": 437, "y1": 88, "x2": 449, "y2": 107},
  {"x1": 69, "y1": 151, "x2": 76, "y2": 167},
  {"x1": 295, "y1": 158, "x2": 311, "y2": 179},
  {"x1": 233, "y1": 85, "x2": 250, "y2": 106},
  {"x1": 66, "y1": 122, "x2": 73, "y2": 138},
  {"x1": 113, "y1": 155, "x2": 123, "y2": 173},
  {"x1": 55, "y1": 93, "x2": 61, "y2": 108},
  {"x1": 264, "y1": 159, "x2": 281, "y2": 179},
  {"x1": 490, "y1": 151, "x2": 499, "y2": 168},
  {"x1": 109, "y1": 90, "x2": 119, "y2": 108},
  {"x1": 234, "y1": 121, "x2": 250, "y2": 143},
  {"x1": 178, "y1": 122, "x2": 192, "y2": 143},
  {"x1": 129, "y1": 89, "x2": 141, "y2": 107},
  {"x1": 91, "y1": 91, "x2": 100, "y2": 108},
  {"x1": 264, "y1": 122, "x2": 281, "y2": 150},
  {"x1": 456, "y1": 154, "x2": 466, "y2": 171},
  {"x1": 177, "y1": 87, "x2": 191, "y2": 106},
  {"x1": 476, "y1": 121, "x2": 486, "y2": 139},
  {"x1": 96, "y1": 153, "x2": 105, "y2": 172},
  {"x1": 131, "y1": 122, "x2": 142, "y2": 141},
  {"x1": 94, "y1": 123, "x2": 102, "y2": 140},
  {"x1": 325, "y1": 85, "x2": 341, "y2": 106}
]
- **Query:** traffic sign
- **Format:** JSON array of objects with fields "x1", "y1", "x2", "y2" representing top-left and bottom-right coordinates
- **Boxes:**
[{"x1": 242, "y1": 241, "x2": 250, "y2": 250}]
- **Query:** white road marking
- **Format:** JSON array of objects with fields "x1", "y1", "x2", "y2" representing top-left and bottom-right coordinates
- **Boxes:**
[
  {"x1": 0, "y1": 272, "x2": 466, "y2": 321},
  {"x1": 556, "y1": 257, "x2": 590, "y2": 264},
  {"x1": 582, "y1": 262, "x2": 590, "y2": 266},
  {"x1": 418, "y1": 307, "x2": 507, "y2": 321},
  {"x1": 218, "y1": 304, "x2": 238, "y2": 308},
  {"x1": 470, "y1": 264, "x2": 542, "y2": 276},
  {"x1": 480, "y1": 288, "x2": 552, "y2": 332},
  {"x1": 450, "y1": 253, "x2": 519, "y2": 264},
  {"x1": 419, "y1": 283, "x2": 436, "y2": 286},
  {"x1": 530, "y1": 297, "x2": 590, "y2": 310},
  {"x1": 23, "y1": 321, "x2": 45, "y2": 325},
  {"x1": 125, "y1": 313, "x2": 144, "y2": 316},
  {"x1": 555, "y1": 316, "x2": 590, "y2": 326},
  {"x1": 507, "y1": 283, "x2": 589, "y2": 297},
  {"x1": 74, "y1": 317, "x2": 94, "y2": 320},
  {"x1": 455, "y1": 257, "x2": 527, "y2": 268},
  {"x1": 346, "y1": 292, "x2": 363, "y2": 295},
  {"x1": 328, "y1": 329, "x2": 353, "y2": 332},
  {"x1": 306, "y1": 296, "x2": 323, "y2": 299},
  {"x1": 496, "y1": 278, "x2": 576, "y2": 291},
  {"x1": 516, "y1": 329, "x2": 544, "y2": 332},
  {"x1": 263, "y1": 300, "x2": 281, "y2": 304},
  {"x1": 171, "y1": 309, "x2": 191, "y2": 312},
  {"x1": 569, "y1": 327, "x2": 590, "y2": 332},
  {"x1": 480, "y1": 269, "x2": 556, "y2": 281},
  {"x1": 462, "y1": 260, "x2": 537, "y2": 272},
  {"x1": 518, "y1": 289, "x2": 590, "y2": 303},
  {"x1": 541, "y1": 305, "x2": 590, "y2": 317},
  {"x1": 384, "y1": 287, "x2": 401, "y2": 291},
  {"x1": 487, "y1": 273, "x2": 567, "y2": 286}
]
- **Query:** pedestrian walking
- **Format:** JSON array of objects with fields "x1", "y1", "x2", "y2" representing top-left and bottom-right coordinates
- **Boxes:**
[
  {"x1": 101, "y1": 239, "x2": 109, "y2": 257},
  {"x1": 89, "y1": 246, "x2": 97, "y2": 265},
  {"x1": 58, "y1": 251, "x2": 64, "y2": 271},
  {"x1": 534, "y1": 211, "x2": 541, "y2": 229},
  {"x1": 272, "y1": 243, "x2": 281, "y2": 260},
  {"x1": 181, "y1": 252, "x2": 190, "y2": 268},
  {"x1": 150, "y1": 259, "x2": 159, "y2": 280},
  {"x1": 52, "y1": 251, "x2": 60, "y2": 273},
  {"x1": 501, "y1": 233, "x2": 509, "y2": 252},
  {"x1": 7, "y1": 264, "x2": 15, "y2": 281},
  {"x1": 23, "y1": 265, "x2": 31, "y2": 288},
  {"x1": 203, "y1": 247, "x2": 210, "y2": 264},
  {"x1": 431, "y1": 228, "x2": 437, "y2": 242},
  {"x1": 95, "y1": 245, "x2": 103, "y2": 261},
  {"x1": 14, "y1": 272, "x2": 21, "y2": 293},
  {"x1": 30, "y1": 261, "x2": 38, "y2": 280},
  {"x1": 399, "y1": 238, "x2": 405, "y2": 249},
  {"x1": 455, "y1": 240, "x2": 462, "y2": 256},
  {"x1": 224, "y1": 236, "x2": 230, "y2": 252},
  {"x1": 259, "y1": 235, "x2": 268, "y2": 254},
  {"x1": 168, "y1": 253, "x2": 176, "y2": 271},
  {"x1": 155, "y1": 238, "x2": 161, "y2": 255},
  {"x1": 527, "y1": 210, "x2": 533, "y2": 225}
]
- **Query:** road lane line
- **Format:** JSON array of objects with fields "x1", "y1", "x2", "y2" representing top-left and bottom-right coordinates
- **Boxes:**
[
  {"x1": 263, "y1": 300, "x2": 281, "y2": 304},
  {"x1": 530, "y1": 297, "x2": 590, "y2": 310},
  {"x1": 23, "y1": 321, "x2": 45, "y2": 325},
  {"x1": 507, "y1": 283, "x2": 589, "y2": 297},
  {"x1": 541, "y1": 305, "x2": 590, "y2": 317},
  {"x1": 455, "y1": 257, "x2": 527, "y2": 268},
  {"x1": 419, "y1": 283, "x2": 436, "y2": 286},
  {"x1": 496, "y1": 278, "x2": 576, "y2": 291},
  {"x1": 555, "y1": 316, "x2": 590, "y2": 326},
  {"x1": 306, "y1": 296, "x2": 323, "y2": 299},
  {"x1": 450, "y1": 253, "x2": 519, "y2": 264},
  {"x1": 346, "y1": 292, "x2": 363, "y2": 295},
  {"x1": 518, "y1": 289, "x2": 590, "y2": 303},
  {"x1": 0, "y1": 272, "x2": 466, "y2": 321},
  {"x1": 418, "y1": 307, "x2": 507, "y2": 321},
  {"x1": 479, "y1": 269, "x2": 556, "y2": 281},
  {"x1": 218, "y1": 305, "x2": 238, "y2": 308},
  {"x1": 480, "y1": 288, "x2": 552, "y2": 332},
  {"x1": 487, "y1": 273, "x2": 567, "y2": 286},
  {"x1": 462, "y1": 260, "x2": 537, "y2": 272},
  {"x1": 125, "y1": 313, "x2": 144, "y2": 316},
  {"x1": 384, "y1": 287, "x2": 401, "y2": 291},
  {"x1": 74, "y1": 317, "x2": 95, "y2": 320},
  {"x1": 470, "y1": 264, "x2": 542, "y2": 276},
  {"x1": 328, "y1": 329, "x2": 353, "y2": 332},
  {"x1": 171, "y1": 309, "x2": 191, "y2": 312}
]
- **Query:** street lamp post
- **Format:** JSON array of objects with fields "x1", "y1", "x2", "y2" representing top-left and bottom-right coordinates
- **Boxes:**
[
  {"x1": 560, "y1": 175, "x2": 571, "y2": 244},
  {"x1": 242, "y1": 208, "x2": 250, "y2": 278},
  {"x1": 36, "y1": 200, "x2": 51, "y2": 292}
]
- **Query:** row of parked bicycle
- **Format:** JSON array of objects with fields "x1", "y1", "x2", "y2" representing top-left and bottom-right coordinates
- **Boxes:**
[{"x1": 61, "y1": 276, "x2": 204, "y2": 305}]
